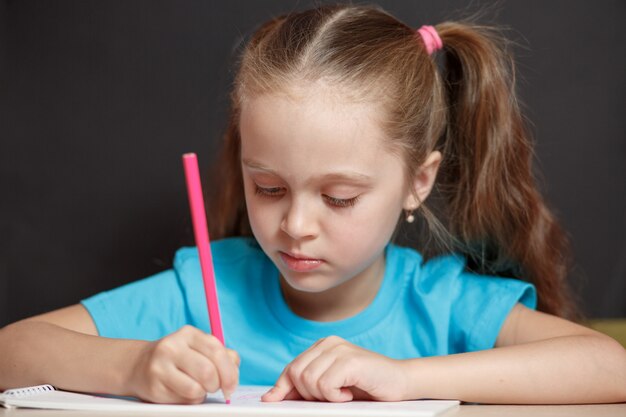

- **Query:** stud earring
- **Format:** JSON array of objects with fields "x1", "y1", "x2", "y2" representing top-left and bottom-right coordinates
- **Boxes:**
[{"x1": 405, "y1": 209, "x2": 415, "y2": 224}]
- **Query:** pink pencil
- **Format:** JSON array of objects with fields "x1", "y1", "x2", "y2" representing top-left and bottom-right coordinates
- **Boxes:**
[
  {"x1": 182, "y1": 153, "x2": 230, "y2": 403},
  {"x1": 182, "y1": 153, "x2": 224, "y2": 344}
]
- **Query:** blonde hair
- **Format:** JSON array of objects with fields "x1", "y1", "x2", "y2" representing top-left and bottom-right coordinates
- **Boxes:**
[{"x1": 208, "y1": 4, "x2": 578, "y2": 319}]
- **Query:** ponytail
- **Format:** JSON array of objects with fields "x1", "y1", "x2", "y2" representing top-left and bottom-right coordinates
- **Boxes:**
[{"x1": 435, "y1": 23, "x2": 578, "y2": 319}]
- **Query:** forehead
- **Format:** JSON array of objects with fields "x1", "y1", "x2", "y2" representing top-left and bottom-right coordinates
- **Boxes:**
[{"x1": 239, "y1": 83, "x2": 403, "y2": 179}]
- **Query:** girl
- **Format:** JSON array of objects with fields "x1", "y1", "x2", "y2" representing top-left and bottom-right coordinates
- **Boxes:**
[{"x1": 1, "y1": 4, "x2": 625, "y2": 405}]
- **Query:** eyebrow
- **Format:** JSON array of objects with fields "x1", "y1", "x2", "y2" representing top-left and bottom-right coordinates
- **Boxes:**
[{"x1": 242, "y1": 158, "x2": 373, "y2": 185}]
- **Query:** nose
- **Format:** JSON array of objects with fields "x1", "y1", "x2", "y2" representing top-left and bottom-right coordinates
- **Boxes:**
[{"x1": 280, "y1": 198, "x2": 319, "y2": 240}]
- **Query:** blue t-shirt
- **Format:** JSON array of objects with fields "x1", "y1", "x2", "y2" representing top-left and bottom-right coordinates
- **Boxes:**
[{"x1": 82, "y1": 237, "x2": 536, "y2": 385}]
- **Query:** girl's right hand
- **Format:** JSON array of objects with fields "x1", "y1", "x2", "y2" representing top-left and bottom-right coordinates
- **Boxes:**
[{"x1": 125, "y1": 325, "x2": 240, "y2": 404}]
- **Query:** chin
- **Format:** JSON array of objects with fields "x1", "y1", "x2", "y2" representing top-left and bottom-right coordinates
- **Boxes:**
[{"x1": 281, "y1": 273, "x2": 339, "y2": 293}]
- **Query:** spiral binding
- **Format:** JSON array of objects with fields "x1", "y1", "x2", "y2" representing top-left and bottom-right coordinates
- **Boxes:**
[{"x1": 2, "y1": 385, "x2": 55, "y2": 397}]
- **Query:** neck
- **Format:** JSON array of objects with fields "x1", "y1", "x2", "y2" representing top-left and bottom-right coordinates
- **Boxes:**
[{"x1": 279, "y1": 254, "x2": 386, "y2": 322}]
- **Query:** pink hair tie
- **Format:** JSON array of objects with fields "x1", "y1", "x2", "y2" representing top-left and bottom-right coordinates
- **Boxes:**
[{"x1": 417, "y1": 25, "x2": 443, "y2": 55}]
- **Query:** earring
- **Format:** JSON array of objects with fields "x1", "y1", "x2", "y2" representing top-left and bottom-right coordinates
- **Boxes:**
[{"x1": 405, "y1": 209, "x2": 415, "y2": 224}]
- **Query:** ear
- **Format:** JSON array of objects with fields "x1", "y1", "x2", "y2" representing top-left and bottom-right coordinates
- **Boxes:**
[{"x1": 403, "y1": 151, "x2": 442, "y2": 210}]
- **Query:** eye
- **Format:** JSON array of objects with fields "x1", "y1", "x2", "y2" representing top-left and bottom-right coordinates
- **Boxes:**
[
  {"x1": 323, "y1": 195, "x2": 360, "y2": 208},
  {"x1": 254, "y1": 185, "x2": 284, "y2": 197}
]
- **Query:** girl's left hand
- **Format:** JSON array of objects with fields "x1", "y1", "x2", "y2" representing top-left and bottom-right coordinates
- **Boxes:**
[{"x1": 261, "y1": 336, "x2": 408, "y2": 402}]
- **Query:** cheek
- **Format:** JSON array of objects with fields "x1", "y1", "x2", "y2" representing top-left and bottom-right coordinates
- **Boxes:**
[
  {"x1": 244, "y1": 191, "x2": 283, "y2": 242},
  {"x1": 330, "y1": 200, "x2": 401, "y2": 261}
]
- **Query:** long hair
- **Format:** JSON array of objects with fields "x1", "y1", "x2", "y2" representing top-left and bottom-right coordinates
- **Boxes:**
[{"x1": 207, "y1": 4, "x2": 578, "y2": 319}]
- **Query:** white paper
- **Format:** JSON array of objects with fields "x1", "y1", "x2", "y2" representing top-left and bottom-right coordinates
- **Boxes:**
[{"x1": 1, "y1": 385, "x2": 459, "y2": 416}]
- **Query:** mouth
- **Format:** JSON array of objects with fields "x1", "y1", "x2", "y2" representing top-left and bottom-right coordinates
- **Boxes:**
[{"x1": 279, "y1": 251, "x2": 324, "y2": 272}]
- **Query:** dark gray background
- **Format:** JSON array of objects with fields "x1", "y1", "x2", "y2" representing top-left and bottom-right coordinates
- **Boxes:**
[{"x1": 1, "y1": 0, "x2": 624, "y2": 326}]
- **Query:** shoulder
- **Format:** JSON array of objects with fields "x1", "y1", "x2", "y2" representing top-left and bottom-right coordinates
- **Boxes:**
[
  {"x1": 387, "y1": 244, "x2": 466, "y2": 295},
  {"x1": 390, "y1": 244, "x2": 534, "y2": 305},
  {"x1": 390, "y1": 244, "x2": 536, "y2": 324},
  {"x1": 391, "y1": 245, "x2": 537, "y2": 352}
]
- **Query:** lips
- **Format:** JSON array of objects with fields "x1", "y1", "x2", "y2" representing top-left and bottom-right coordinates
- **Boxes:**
[{"x1": 279, "y1": 251, "x2": 323, "y2": 272}]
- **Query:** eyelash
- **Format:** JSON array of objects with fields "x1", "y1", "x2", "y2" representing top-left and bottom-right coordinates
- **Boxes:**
[
  {"x1": 254, "y1": 186, "x2": 283, "y2": 197},
  {"x1": 254, "y1": 185, "x2": 359, "y2": 208},
  {"x1": 324, "y1": 195, "x2": 359, "y2": 208}
]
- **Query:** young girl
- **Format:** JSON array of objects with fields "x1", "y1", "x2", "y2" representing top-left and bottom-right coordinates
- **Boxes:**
[{"x1": 1, "y1": 4, "x2": 625, "y2": 405}]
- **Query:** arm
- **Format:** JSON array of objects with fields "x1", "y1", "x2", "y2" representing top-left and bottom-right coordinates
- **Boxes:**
[
  {"x1": 0, "y1": 304, "x2": 142, "y2": 393},
  {"x1": 264, "y1": 304, "x2": 626, "y2": 404},
  {"x1": 403, "y1": 304, "x2": 626, "y2": 404},
  {"x1": 0, "y1": 305, "x2": 240, "y2": 403}
]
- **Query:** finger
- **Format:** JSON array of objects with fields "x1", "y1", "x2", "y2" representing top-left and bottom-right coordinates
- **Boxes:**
[
  {"x1": 263, "y1": 337, "x2": 341, "y2": 402},
  {"x1": 140, "y1": 380, "x2": 192, "y2": 404},
  {"x1": 291, "y1": 337, "x2": 348, "y2": 401},
  {"x1": 174, "y1": 348, "x2": 221, "y2": 393},
  {"x1": 262, "y1": 384, "x2": 305, "y2": 401},
  {"x1": 157, "y1": 381, "x2": 207, "y2": 404},
  {"x1": 227, "y1": 349, "x2": 241, "y2": 390},
  {"x1": 262, "y1": 371, "x2": 298, "y2": 402},
  {"x1": 287, "y1": 363, "x2": 317, "y2": 401},
  {"x1": 188, "y1": 332, "x2": 240, "y2": 399},
  {"x1": 283, "y1": 387, "x2": 305, "y2": 400},
  {"x1": 160, "y1": 365, "x2": 208, "y2": 404},
  {"x1": 277, "y1": 341, "x2": 331, "y2": 401},
  {"x1": 227, "y1": 349, "x2": 241, "y2": 367},
  {"x1": 299, "y1": 352, "x2": 338, "y2": 401},
  {"x1": 264, "y1": 361, "x2": 315, "y2": 401},
  {"x1": 317, "y1": 360, "x2": 356, "y2": 403},
  {"x1": 262, "y1": 386, "x2": 303, "y2": 401}
]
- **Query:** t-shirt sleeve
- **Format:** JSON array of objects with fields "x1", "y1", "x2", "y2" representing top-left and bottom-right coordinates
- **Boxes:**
[
  {"x1": 81, "y1": 268, "x2": 186, "y2": 341},
  {"x1": 449, "y1": 271, "x2": 537, "y2": 353}
]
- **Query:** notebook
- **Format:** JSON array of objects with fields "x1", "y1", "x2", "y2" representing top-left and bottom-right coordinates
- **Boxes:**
[{"x1": 0, "y1": 384, "x2": 459, "y2": 416}]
